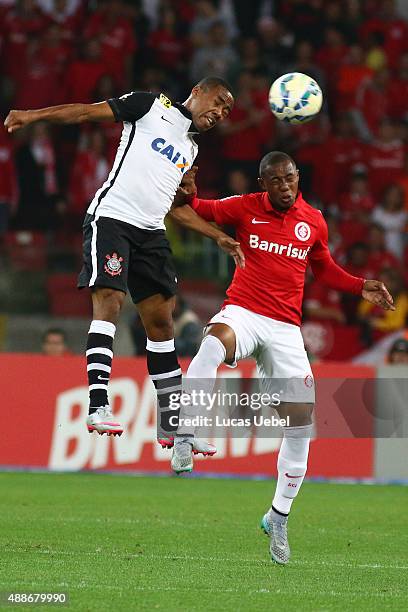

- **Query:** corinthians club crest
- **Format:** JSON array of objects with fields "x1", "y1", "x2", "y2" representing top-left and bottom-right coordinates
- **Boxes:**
[{"x1": 104, "y1": 252, "x2": 123, "y2": 276}]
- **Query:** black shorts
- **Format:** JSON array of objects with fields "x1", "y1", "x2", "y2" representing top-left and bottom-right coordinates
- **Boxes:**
[{"x1": 78, "y1": 214, "x2": 177, "y2": 303}]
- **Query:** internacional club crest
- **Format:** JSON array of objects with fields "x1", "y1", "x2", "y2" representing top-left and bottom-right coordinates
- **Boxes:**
[
  {"x1": 294, "y1": 221, "x2": 311, "y2": 242},
  {"x1": 104, "y1": 252, "x2": 123, "y2": 276}
]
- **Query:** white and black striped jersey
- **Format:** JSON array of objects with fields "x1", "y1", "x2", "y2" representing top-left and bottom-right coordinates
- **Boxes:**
[{"x1": 87, "y1": 91, "x2": 199, "y2": 230}]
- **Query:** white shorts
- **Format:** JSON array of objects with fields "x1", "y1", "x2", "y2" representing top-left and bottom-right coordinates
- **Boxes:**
[{"x1": 207, "y1": 304, "x2": 315, "y2": 404}]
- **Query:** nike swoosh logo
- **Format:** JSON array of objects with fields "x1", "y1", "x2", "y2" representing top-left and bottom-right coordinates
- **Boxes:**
[
  {"x1": 161, "y1": 116, "x2": 173, "y2": 124},
  {"x1": 251, "y1": 218, "x2": 270, "y2": 224},
  {"x1": 98, "y1": 375, "x2": 109, "y2": 381},
  {"x1": 285, "y1": 473, "x2": 303, "y2": 478}
]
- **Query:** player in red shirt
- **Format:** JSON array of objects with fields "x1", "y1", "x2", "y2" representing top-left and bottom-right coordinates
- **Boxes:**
[{"x1": 170, "y1": 152, "x2": 394, "y2": 565}]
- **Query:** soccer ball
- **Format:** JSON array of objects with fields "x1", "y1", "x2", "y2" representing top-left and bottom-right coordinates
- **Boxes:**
[{"x1": 268, "y1": 73, "x2": 323, "y2": 124}]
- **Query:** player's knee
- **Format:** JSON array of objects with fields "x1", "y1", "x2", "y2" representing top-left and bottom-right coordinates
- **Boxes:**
[
  {"x1": 292, "y1": 404, "x2": 314, "y2": 426},
  {"x1": 92, "y1": 288, "x2": 125, "y2": 322},
  {"x1": 277, "y1": 402, "x2": 314, "y2": 427},
  {"x1": 205, "y1": 325, "x2": 235, "y2": 363}
]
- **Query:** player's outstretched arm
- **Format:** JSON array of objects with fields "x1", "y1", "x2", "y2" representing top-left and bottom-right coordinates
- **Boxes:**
[
  {"x1": 168, "y1": 204, "x2": 245, "y2": 269},
  {"x1": 4, "y1": 102, "x2": 114, "y2": 133},
  {"x1": 310, "y1": 216, "x2": 395, "y2": 310}
]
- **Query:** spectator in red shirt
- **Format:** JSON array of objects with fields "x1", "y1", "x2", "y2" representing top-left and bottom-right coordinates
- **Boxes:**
[
  {"x1": 319, "y1": 113, "x2": 365, "y2": 203},
  {"x1": 219, "y1": 72, "x2": 267, "y2": 177},
  {"x1": 69, "y1": 129, "x2": 109, "y2": 220},
  {"x1": 344, "y1": 242, "x2": 376, "y2": 279},
  {"x1": 289, "y1": 113, "x2": 330, "y2": 198},
  {"x1": 14, "y1": 37, "x2": 53, "y2": 108},
  {"x1": 62, "y1": 39, "x2": 109, "y2": 104},
  {"x1": 359, "y1": 0, "x2": 408, "y2": 70},
  {"x1": 336, "y1": 44, "x2": 373, "y2": 113},
  {"x1": 2, "y1": 0, "x2": 48, "y2": 81},
  {"x1": 367, "y1": 118, "x2": 405, "y2": 198},
  {"x1": 251, "y1": 71, "x2": 276, "y2": 148},
  {"x1": 148, "y1": 6, "x2": 186, "y2": 76},
  {"x1": 0, "y1": 130, "x2": 18, "y2": 236},
  {"x1": 366, "y1": 222, "x2": 402, "y2": 275},
  {"x1": 37, "y1": 0, "x2": 85, "y2": 45},
  {"x1": 316, "y1": 27, "x2": 348, "y2": 97},
  {"x1": 338, "y1": 173, "x2": 375, "y2": 221},
  {"x1": 84, "y1": 0, "x2": 137, "y2": 89},
  {"x1": 14, "y1": 25, "x2": 71, "y2": 109},
  {"x1": 354, "y1": 68, "x2": 392, "y2": 137}
]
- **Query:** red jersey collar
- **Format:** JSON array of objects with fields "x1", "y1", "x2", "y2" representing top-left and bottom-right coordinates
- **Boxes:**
[{"x1": 261, "y1": 191, "x2": 303, "y2": 215}]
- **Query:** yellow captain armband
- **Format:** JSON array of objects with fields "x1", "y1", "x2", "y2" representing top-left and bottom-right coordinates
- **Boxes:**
[{"x1": 159, "y1": 93, "x2": 172, "y2": 108}]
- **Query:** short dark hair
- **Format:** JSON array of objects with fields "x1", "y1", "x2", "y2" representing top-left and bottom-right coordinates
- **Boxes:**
[
  {"x1": 43, "y1": 328, "x2": 66, "y2": 342},
  {"x1": 259, "y1": 151, "x2": 296, "y2": 176},
  {"x1": 196, "y1": 76, "x2": 233, "y2": 96}
]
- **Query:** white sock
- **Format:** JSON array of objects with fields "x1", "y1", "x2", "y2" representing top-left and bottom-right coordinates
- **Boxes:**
[
  {"x1": 177, "y1": 335, "x2": 226, "y2": 437},
  {"x1": 271, "y1": 424, "x2": 312, "y2": 516}
]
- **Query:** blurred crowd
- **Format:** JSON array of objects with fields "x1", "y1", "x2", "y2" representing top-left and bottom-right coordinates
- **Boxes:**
[{"x1": 0, "y1": 0, "x2": 407, "y2": 347}]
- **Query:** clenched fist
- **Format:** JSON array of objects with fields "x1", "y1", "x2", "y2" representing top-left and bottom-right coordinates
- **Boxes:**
[{"x1": 4, "y1": 110, "x2": 33, "y2": 133}]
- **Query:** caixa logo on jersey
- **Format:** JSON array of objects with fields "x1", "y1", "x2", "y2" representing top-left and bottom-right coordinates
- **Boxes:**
[{"x1": 151, "y1": 138, "x2": 190, "y2": 174}]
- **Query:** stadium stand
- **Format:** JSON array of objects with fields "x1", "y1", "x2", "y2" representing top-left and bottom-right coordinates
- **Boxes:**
[{"x1": 0, "y1": 0, "x2": 406, "y2": 359}]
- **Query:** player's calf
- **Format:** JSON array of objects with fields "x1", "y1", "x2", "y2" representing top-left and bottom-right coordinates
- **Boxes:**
[{"x1": 85, "y1": 319, "x2": 124, "y2": 435}]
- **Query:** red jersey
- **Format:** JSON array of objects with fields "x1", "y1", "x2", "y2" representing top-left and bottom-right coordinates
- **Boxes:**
[
  {"x1": 191, "y1": 192, "x2": 364, "y2": 326},
  {"x1": 367, "y1": 139, "x2": 405, "y2": 198},
  {"x1": 84, "y1": 13, "x2": 136, "y2": 86}
]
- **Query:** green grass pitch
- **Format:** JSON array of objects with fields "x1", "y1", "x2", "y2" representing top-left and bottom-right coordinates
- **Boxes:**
[{"x1": 0, "y1": 473, "x2": 407, "y2": 611}]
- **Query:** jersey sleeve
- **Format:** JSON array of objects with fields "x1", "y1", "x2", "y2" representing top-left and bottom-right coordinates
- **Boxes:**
[
  {"x1": 190, "y1": 195, "x2": 244, "y2": 226},
  {"x1": 107, "y1": 91, "x2": 157, "y2": 123},
  {"x1": 309, "y1": 213, "x2": 365, "y2": 295}
]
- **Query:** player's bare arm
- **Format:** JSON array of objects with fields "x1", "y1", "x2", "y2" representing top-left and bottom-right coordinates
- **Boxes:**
[
  {"x1": 168, "y1": 203, "x2": 245, "y2": 269},
  {"x1": 170, "y1": 165, "x2": 244, "y2": 268},
  {"x1": 4, "y1": 101, "x2": 114, "y2": 133}
]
